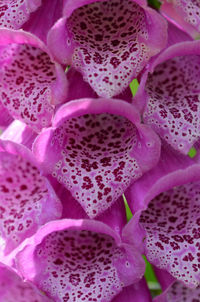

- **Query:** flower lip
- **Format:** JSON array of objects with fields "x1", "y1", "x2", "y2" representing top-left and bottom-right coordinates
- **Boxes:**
[
  {"x1": 48, "y1": 0, "x2": 167, "y2": 97},
  {"x1": 33, "y1": 98, "x2": 160, "y2": 218},
  {"x1": 0, "y1": 139, "x2": 62, "y2": 260},
  {"x1": 16, "y1": 218, "x2": 145, "y2": 302},
  {"x1": 134, "y1": 40, "x2": 200, "y2": 154},
  {"x1": 0, "y1": 28, "x2": 68, "y2": 132}
]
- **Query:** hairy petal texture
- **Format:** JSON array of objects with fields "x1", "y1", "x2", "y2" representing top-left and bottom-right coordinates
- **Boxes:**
[
  {"x1": 0, "y1": 0, "x2": 41, "y2": 29},
  {"x1": 0, "y1": 29, "x2": 68, "y2": 133},
  {"x1": 48, "y1": 0, "x2": 167, "y2": 97},
  {"x1": 135, "y1": 41, "x2": 200, "y2": 154},
  {"x1": 0, "y1": 140, "x2": 62, "y2": 259},
  {"x1": 0, "y1": 265, "x2": 51, "y2": 301},
  {"x1": 33, "y1": 98, "x2": 161, "y2": 218},
  {"x1": 160, "y1": 0, "x2": 200, "y2": 39},
  {"x1": 16, "y1": 219, "x2": 145, "y2": 302}
]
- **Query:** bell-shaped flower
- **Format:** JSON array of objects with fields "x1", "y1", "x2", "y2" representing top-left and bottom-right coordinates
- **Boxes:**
[
  {"x1": 47, "y1": 0, "x2": 167, "y2": 98},
  {"x1": 33, "y1": 97, "x2": 161, "y2": 218},
  {"x1": 16, "y1": 218, "x2": 145, "y2": 302},
  {"x1": 0, "y1": 29, "x2": 68, "y2": 133},
  {"x1": 160, "y1": 0, "x2": 200, "y2": 39},
  {"x1": 124, "y1": 145, "x2": 200, "y2": 287},
  {"x1": 154, "y1": 268, "x2": 200, "y2": 302},
  {"x1": 0, "y1": 264, "x2": 52, "y2": 301},
  {"x1": 134, "y1": 40, "x2": 200, "y2": 154},
  {"x1": 0, "y1": 139, "x2": 62, "y2": 264}
]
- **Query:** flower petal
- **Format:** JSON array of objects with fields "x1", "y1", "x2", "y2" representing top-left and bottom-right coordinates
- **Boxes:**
[
  {"x1": 0, "y1": 0, "x2": 42, "y2": 29},
  {"x1": 0, "y1": 140, "x2": 62, "y2": 259},
  {"x1": 124, "y1": 146, "x2": 200, "y2": 287},
  {"x1": 48, "y1": 0, "x2": 167, "y2": 97},
  {"x1": 0, "y1": 29, "x2": 68, "y2": 132},
  {"x1": 160, "y1": 0, "x2": 200, "y2": 39},
  {"x1": 112, "y1": 278, "x2": 152, "y2": 302},
  {"x1": 135, "y1": 41, "x2": 200, "y2": 154},
  {"x1": 0, "y1": 265, "x2": 51, "y2": 301},
  {"x1": 33, "y1": 98, "x2": 160, "y2": 218},
  {"x1": 16, "y1": 219, "x2": 145, "y2": 302}
]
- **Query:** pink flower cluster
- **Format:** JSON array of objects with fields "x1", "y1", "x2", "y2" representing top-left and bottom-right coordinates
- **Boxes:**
[{"x1": 0, "y1": 0, "x2": 200, "y2": 301}]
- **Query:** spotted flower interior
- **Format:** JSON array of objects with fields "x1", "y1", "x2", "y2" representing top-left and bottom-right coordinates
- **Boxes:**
[
  {"x1": 144, "y1": 54, "x2": 200, "y2": 154},
  {"x1": 0, "y1": 0, "x2": 41, "y2": 29},
  {"x1": 0, "y1": 148, "x2": 61, "y2": 256},
  {"x1": 51, "y1": 113, "x2": 142, "y2": 217},
  {"x1": 66, "y1": 0, "x2": 150, "y2": 97},
  {"x1": 140, "y1": 182, "x2": 200, "y2": 287}
]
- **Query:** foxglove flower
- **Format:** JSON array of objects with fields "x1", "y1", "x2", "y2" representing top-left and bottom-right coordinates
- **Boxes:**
[
  {"x1": 125, "y1": 145, "x2": 200, "y2": 287},
  {"x1": 0, "y1": 29, "x2": 68, "y2": 132},
  {"x1": 160, "y1": 0, "x2": 200, "y2": 39},
  {"x1": 33, "y1": 98, "x2": 161, "y2": 218},
  {"x1": 134, "y1": 40, "x2": 200, "y2": 154},
  {"x1": 16, "y1": 219, "x2": 145, "y2": 302},
  {"x1": 0, "y1": 139, "x2": 62, "y2": 263},
  {"x1": 0, "y1": 265, "x2": 52, "y2": 301},
  {"x1": 48, "y1": 0, "x2": 167, "y2": 97}
]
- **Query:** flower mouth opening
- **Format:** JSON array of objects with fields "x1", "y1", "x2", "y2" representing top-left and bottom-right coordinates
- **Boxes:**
[
  {"x1": 140, "y1": 182, "x2": 200, "y2": 287},
  {"x1": 66, "y1": 0, "x2": 149, "y2": 97},
  {"x1": 51, "y1": 112, "x2": 142, "y2": 217},
  {"x1": 34, "y1": 228, "x2": 124, "y2": 301},
  {"x1": 144, "y1": 54, "x2": 200, "y2": 153}
]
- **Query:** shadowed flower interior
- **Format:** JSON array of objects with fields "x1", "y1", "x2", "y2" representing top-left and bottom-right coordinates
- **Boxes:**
[
  {"x1": 0, "y1": 151, "x2": 61, "y2": 255},
  {"x1": 33, "y1": 229, "x2": 132, "y2": 302},
  {"x1": 0, "y1": 43, "x2": 56, "y2": 132},
  {"x1": 51, "y1": 113, "x2": 142, "y2": 218},
  {"x1": 143, "y1": 54, "x2": 200, "y2": 154},
  {"x1": 140, "y1": 182, "x2": 200, "y2": 287},
  {"x1": 66, "y1": 0, "x2": 150, "y2": 97}
]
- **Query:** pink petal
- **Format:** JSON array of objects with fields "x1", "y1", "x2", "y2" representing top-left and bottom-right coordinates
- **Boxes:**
[
  {"x1": 0, "y1": 140, "x2": 62, "y2": 259},
  {"x1": 0, "y1": 0, "x2": 42, "y2": 29},
  {"x1": 0, "y1": 29, "x2": 68, "y2": 132},
  {"x1": 48, "y1": 0, "x2": 167, "y2": 97},
  {"x1": 0, "y1": 265, "x2": 51, "y2": 301},
  {"x1": 16, "y1": 219, "x2": 145, "y2": 302},
  {"x1": 33, "y1": 98, "x2": 160, "y2": 218},
  {"x1": 160, "y1": 0, "x2": 200, "y2": 39},
  {"x1": 135, "y1": 40, "x2": 200, "y2": 154}
]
